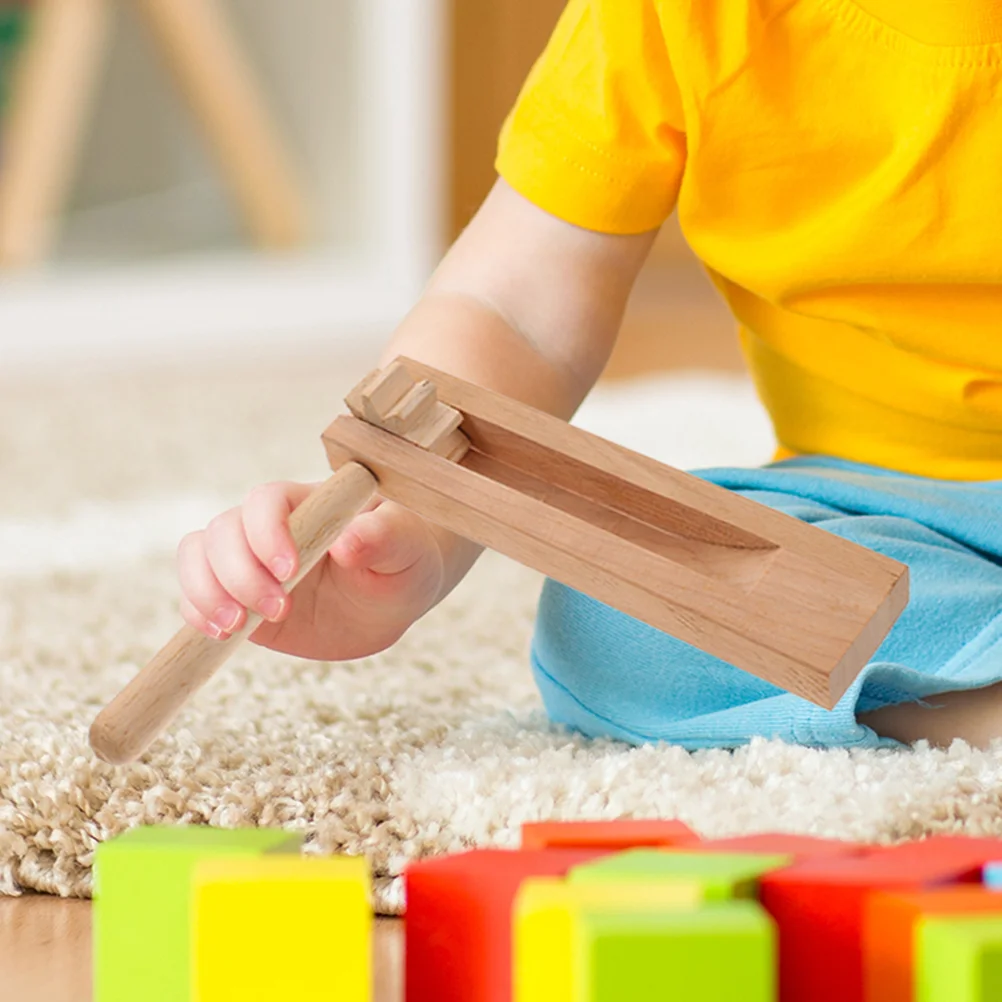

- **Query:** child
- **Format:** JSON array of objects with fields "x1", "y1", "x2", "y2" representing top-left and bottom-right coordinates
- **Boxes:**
[{"x1": 176, "y1": 0, "x2": 1002, "y2": 750}]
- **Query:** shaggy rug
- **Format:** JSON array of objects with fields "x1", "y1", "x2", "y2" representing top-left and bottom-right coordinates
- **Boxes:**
[{"x1": 2, "y1": 355, "x2": 1002, "y2": 914}]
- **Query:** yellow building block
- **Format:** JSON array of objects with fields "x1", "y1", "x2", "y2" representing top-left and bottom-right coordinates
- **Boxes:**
[
  {"x1": 192, "y1": 855, "x2": 371, "y2": 1002},
  {"x1": 514, "y1": 875, "x2": 704, "y2": 1002}
]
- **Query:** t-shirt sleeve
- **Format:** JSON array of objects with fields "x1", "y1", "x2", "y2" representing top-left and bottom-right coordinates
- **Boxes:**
[{"x1": 496, "y1": 0, "x2": 686, "y2": 235}]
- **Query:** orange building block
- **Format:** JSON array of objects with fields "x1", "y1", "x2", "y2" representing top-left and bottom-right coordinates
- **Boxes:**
[
  {"x1": 520, "y1": 819, "x2": 697, "y2": 852},
  {"x1": 863, "y1": 887, "x2": 1002, "y2": 1002},
  {"x1": 760, "y1": 837, "x2": 994, "y2": 1002},
  {"x1": 405, "y1": 848, "x2": 609, "y2": 1002}
]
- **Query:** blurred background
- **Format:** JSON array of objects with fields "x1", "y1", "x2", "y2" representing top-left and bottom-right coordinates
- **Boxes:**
[{"x1": 0, "y1": 0, "x2": 742, "y2": 378}]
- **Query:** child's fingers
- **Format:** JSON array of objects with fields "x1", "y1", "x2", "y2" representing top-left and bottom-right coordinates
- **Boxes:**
[
  {"x1": 179, "y1": 594, "x2": 230, "y2": 640},
  {"x1": 329, "y1": 502, "x2": 435, "y2": 575},
  {"x1": 202, "y1": 511, "x2": 289, "y2": 623},
  {"x1": 241, "y1": 481, "x2": 314, "y2": 582},
  {"x1": 177, "y1": 530, "x2": 247, "y2": 637}
]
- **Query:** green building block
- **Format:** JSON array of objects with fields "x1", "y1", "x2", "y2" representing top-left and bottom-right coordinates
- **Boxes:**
[
  {"x1": 917, "y1": 915, "x2": 1002, "y2": 1002},
  {"x1": 577, "y1": 900, "x2": 775, "y2": 1002},
  {"x1": 568, "y1": 849, "x2": 792, "y2": 900},
  {"x1": 93, "y1": 825, "x2": 301, "y2": 1002}
]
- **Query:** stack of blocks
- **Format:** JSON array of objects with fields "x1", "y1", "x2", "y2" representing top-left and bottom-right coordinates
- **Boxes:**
[
  {"x1": 406, "y1": 822, "x2": 1002, "y2": 1002},
  {"x1": 93, "y1": 820, "x2": 1002, "y2": 1001}
]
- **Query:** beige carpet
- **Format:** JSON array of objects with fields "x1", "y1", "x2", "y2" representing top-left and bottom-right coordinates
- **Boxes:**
[{"x1": 2, "y1": 355, "x2": 1002, "y2": 914}]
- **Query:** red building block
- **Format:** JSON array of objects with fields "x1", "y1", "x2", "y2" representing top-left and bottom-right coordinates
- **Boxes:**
[
  {"x1": 862, "y1": 835, "x2": 1002, "y2": 877},
  {"x1": 520, "y1": 819, "x2": 697, "y2": 851},
  {"x1": 405, "y1": 848, "x2": 608, "y2": 1002},
  {"x1": 759, "y1": 839, "x2": 990, "y2": 1002},
  {"x1": 695, "y1": 833, "x2": 866, "y2": 860},
  {"x1": 864, "y1": 886, "x2": 1002, "y2": 1002}
]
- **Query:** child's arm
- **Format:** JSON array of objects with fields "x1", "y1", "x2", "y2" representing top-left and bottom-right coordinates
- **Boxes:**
[
  {"x1": 373, "y1": 179, "x2": 658, "y2": 599},
  {"x1": 176, "y1": 179, "x2": 657, "y2": 661}
]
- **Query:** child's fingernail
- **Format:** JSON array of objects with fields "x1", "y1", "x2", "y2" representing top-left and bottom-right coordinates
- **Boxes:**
[
  {"x1": 211, "y1": 605, "x2": 241, "y2": 632},
  {"x1": 272, "y1": 556, "x2": 294, "y2": 581},
  {"x1": 206, "y1": 621, "x2": 226, "y2": 640},
  {"x1": 259, "y1": 595, "x2": 285, "y2": 621}
]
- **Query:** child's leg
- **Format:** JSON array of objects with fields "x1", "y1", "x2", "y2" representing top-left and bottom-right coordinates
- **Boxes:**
[
  {"x1": 531, "y1": 457, "x2": 1002, "y2": 751},
  {"x1": 860, "y1": 682, "x2": 1002, "y2": 749}
]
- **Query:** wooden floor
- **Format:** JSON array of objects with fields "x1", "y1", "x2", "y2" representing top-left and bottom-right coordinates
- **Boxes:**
[
  {"x1": 0, "y1": 895, "x2": 404, "y2": 1001},
  {"x1": 0, "y1": 253, "x2": 739, "y2": 999}
]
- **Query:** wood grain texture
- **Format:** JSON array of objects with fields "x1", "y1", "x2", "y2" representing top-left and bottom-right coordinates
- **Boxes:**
[
  {"x1": 346, "y1": 362, "x2": 470, "y2": 461},
  {"x1": 323, "y1": 359, "x2": 909, "y2": 708},
  {"x1": 89, "y1": 462, "x2": 378, "y2": 764},
  {"x1": 0, "y1": 896, "x2": 403, "y2": 1002}
]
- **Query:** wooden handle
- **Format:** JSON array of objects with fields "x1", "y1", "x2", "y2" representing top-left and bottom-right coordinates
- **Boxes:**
[{"x1": 89, "y1": 462, "x2": 378, "y2": 764}]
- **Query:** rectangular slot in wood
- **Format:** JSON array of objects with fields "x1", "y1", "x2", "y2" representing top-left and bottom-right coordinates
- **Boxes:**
[
  {"x1": 461, "y1": 450, "x2": 778, "y2": 593},
  {"x1": 460, "y1": 410, "x2": 777, "y2": 552}
]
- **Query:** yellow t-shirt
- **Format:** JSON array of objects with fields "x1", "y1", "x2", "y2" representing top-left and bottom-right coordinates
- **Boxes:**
[{"x1": 496, "y1": 0, "x2": 1002, "y2": 480}]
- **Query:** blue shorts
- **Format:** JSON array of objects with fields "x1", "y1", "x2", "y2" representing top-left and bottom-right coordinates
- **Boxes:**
[{"x1": 530, "y1": 456, "x2": 1002, "y2": 749}]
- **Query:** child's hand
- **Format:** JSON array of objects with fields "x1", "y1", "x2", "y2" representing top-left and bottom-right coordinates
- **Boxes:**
[{"x1": 177, "y1": 482, "x2": 447, "y2": 661}]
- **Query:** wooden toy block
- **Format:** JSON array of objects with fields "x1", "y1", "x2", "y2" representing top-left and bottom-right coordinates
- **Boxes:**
[
  {"x1": 520, "y1": 819, "x2": 697, "y2": 851},
  {"x1": 579, "y1": 901, "x2": 776, "y2": 1002},
  {"x1": 193, "y1": 856, "x2": 370, "y2": 1002},
  {"x1": 92, "y1": 356, "x2": 908, "y2": 762},
  {"x1": 404, "y1": 848, "x2": 610, "y2": 1002},
  {"x1": 983, "y1": 862, "x2": 1002, "y2": 889},
  {"x1": 346, "y1": 362, "x2": 417, "y2": 425},
  {"x1": 515, "y1": 875, "x2": 705, "y2": 1002},
  {"x1": 759, "y1": 847, "x2": 988, "y2": 1002},
  {"x1": 917, "y1": 915, "x2": 1002, "y2": 1002},
  {"x1": 863, "y1": 887, "x2": 1002, "y2": 1002},
  {"x1": 695, "y1": 832, "x2": 866, "y2": 860},
  {"x1": 92, "y1": 825, "x2": 300, "y2": 1002},
  {"x1": 568, "y1": 848, "x2": 792, "y2": 900}
]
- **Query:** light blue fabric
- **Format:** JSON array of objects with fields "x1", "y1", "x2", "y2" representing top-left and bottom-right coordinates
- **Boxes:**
[{"x1": 530, "y1": 455, "x2": 1002, "y2": 749}]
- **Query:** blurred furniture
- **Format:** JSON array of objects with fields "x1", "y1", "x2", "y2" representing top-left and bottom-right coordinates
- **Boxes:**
[
  {"x1": 0, "y1": 0, "x2": 307, "y2": 269},
  {"x1": 449, "y1": 0, "x2": 564, "y2": 239},
  {"x1": 0, "y1": 0, "x2": 737, "y2": 375},
  {"x1": 0, "y1": 0, "x2": 443, "y2": 371},
  {"x1": 0, "y1": 3, "x2": 29, "y2": 110}
]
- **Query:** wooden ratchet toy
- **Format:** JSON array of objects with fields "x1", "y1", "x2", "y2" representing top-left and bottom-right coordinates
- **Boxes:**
[{"x1": 90, "y1": 358, "x2": 908, "y2": 764}]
